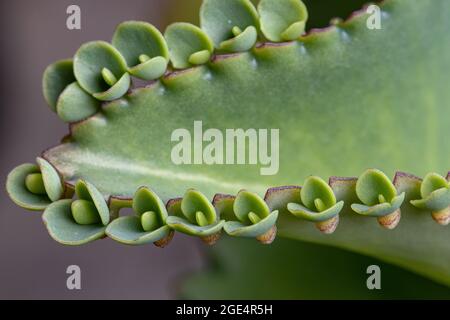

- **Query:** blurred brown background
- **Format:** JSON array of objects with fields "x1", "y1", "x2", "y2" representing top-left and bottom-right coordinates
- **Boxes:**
[{"x1": 0, "y1": 0, "x2": 369, "y2": 299}]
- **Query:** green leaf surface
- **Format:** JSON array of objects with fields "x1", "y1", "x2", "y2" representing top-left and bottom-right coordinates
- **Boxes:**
[
  {"x1": 166, "y1": 216, "x2": 225, "y2": 237},
  {"x1": 56, "y1": 82, "x2": 100, "y2": 123},
  {"x1": 224, "y1": 210, "x2": 278, "y2": 237},
  {"x1": 258, "y1": 0, "x2": 308, "y2": 42},
  {"x1": 30, "y1": 0, "x2": 450, "y2": 285},
  {"x1": 106, "y1": 216, "x2": 171, "y2": 245},
  {"x1": 165, "y1": 22, "x2": 214, "y2": 69},
  {"x1": 42, "y1": 59, "x2": 76, "y2": 112},
  {"x1": 42, "y1": 199, "x2": 106, "y2": 245}
]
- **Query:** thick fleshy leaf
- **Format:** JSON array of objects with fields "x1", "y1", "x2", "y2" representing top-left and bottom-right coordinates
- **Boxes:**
[
  {"x1": 181, "y1": 189, "x2": 217, "y2": 224},
  {"x1": 56, "y1": 82, "x2": 100, "y2": 122},
  {"x1": 411, "y1": 188, "x2": 450, "y2": 211},
  {"x1": 36, "y1": 157, "x2": 64, "y2": 202},
  {"x1": 128, "y1": 56, "x2": 167, "y2": 80},
  {"x1": 73, "y1": 41, "x2": 129, "y2": 96},
  {"x1": 106, "y1": 216, "x2": 171, "y2": 245},
  {"x1": 112, "y1": 21, "x2": 169, "y2": 68},
  {"x1": 6, "y1": 164, "x2": 52, "y2": 211},
  {"x1": 351, "y1": 193, "x2": 405, "y2": 217},
  {"x1": 300, "y1": 176, "x2": 336, "y2": 211},
  {"x1": 42, "y1": 200, "x2": 106, "y2": 245},
  {"x1": 218, "y1": 26, "x2": 258, "y2": 53},
  {"x1": 132, "y1": 187, "x2": 168, "y2": 223},
  {"x1": 92, "y1": 72, "x2": 131, "y2": 101},
  {"x1": 224, "y1": 210, "x2": 278, "y2": 238},
  {"x1": 287, "y1": 201, "x2": 343, "y2": 222},
  {"x1": 166, "y1": 216, "x2": 224, "y2": 237},
  {"x1": 200, "y1": 0, "x2": 259, "y2": 49},
  {"x1": 165, "y1": 22, "x2": 214, "y2": 69},
  {"x1": 420, "y1": 173, "x2": 449, "y2": 198},
  {"x1": 258, "y1": 0, "x2": 308, "y2": 42},
  {"x1": 356, "y1": 169, "x2": 398, "y2": 206},
  {"x1": 39, "y1": 0, "x2": 450, "y2": 285},
  {"x1": 42, "y1": 59, "x2": 75, "y2": 112},
  {"x1": 74, "y1": 180, "x2": 110, "y2": 226},
  {"x1": 233, "y1": 190, "x2": 270, "y2": 224}
]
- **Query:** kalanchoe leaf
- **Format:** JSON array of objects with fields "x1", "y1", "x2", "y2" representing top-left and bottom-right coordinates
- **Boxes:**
[
  {"x1": 355, "y1": 169, "x2": 398, "y2": 206},
  {"x1": 25, "y1": 173, "x2": 46, "y2": 195},
  {"x1": 106, "y1": 187, "x2": 173, "y2": 246},
  {"x1": 71, "y1": 200, "x2": 101, "y2": 225},
  {"x1": 410, "y1": 173, "x2": 450, "y2": 225},
  {"x1": 56, "y1": 82, "x2": 100, "y2": 123},
  {"x1": 74, "y1": 41, "x2": 130, "y2": 101},
  {"x1": 224, "y1": 190, "x2": 278, "y2": 244},
  {"x1": 166, "y1": 216, "x2": 225, "y2": 237},
  {"x1": 258, "y1": 0, "x2": 308, "y2": 42},
  {"x1": 181, "y1": 189, "x2": 217, "y2": 224},
  {"x1": 351, "y1": 169, "x2": 405, "y2": 229},
  {"x1": 166, "y1": 189, "x2": 224, "y2": 243},
  {"x1": 42, "y1": 59, "x2": 76, "y2": 112},
  {"x1": 106, "y1": 216, "x2": 172, "y2": 246},
  {"x1": 7, "y1": 164, "x2": 52, "y2": 211},
  {"x1": 233, "y1": 190, "x2": 270, "y2": 224},
  {"x1": 200, "y1": 0, "x2": 259, "y2": 52},
  {"x1": 133, "y1": 187, "x2": 168, "y2": 222},
  {"x1": 112, "y1": 21, "x2": 169, "y2": 80},
  {"x1": 35, "y1": 157, "x2": 64, "y2": 202},
  {"x1": 74, "y1": 180, "x2": 110, "y2": 226},
  {"x1": 165, "y1": 22, "x2": 214, "y2": 69},
  {"x1": 287, "y1": 176, "x2": 343, "y2": 234},
  {"x1": 43, "y1": 199, "x2": 107, "y2": 246}
]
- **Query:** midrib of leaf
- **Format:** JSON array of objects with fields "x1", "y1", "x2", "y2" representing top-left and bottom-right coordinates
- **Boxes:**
[{"x1": 44, "y1": 0, "x2": 450, "y2": 285}]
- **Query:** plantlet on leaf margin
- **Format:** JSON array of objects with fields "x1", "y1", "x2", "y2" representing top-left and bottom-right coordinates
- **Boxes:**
[
  {"x1": 42, "y1": 180, "x2": 110, "y2": 245},
  {"x1": 200, "y1": 0, "x2": 259, "y2": 53},
  {"x1": 166, "y1": 189, "x2": 225, "y2": 245},
  {"x1": 411, "y1": 172, "x2": 450, "y2": 226},
  {"x1": 6, "y1": 158, "x2": 73, "y2": 211},
  {"x1": 112, "y1": 21, "x2": 169, "y2": 81},
  {"x1": 106, "y1": 187, "x2": 174, "y2": 247},
  {"x1": 287, "y1": 176, "x2": 343, "y2": 234},
  {"x1": 224, "y1": 190, "x2": 279, "y2": 244},
  {"x1": 351, "y1": 169, "x2": 405, "y2": 230}
]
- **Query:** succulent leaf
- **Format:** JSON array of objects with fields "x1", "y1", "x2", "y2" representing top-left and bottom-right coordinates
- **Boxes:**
[
  {"x1": 258, "y1": 0, "x2": 308, "y2": 42},
  {"x1": 106, "y1": 215, "x2": 172, "y2": 245},
  {"x1": 200, "y1": 0, "x2": 259, "y2": 52},
  {"x1": 56, "y1": 82, "x2": 100, "y2": 123},
  {"x1": 74, "y1": 180, "x2": 110, "y2": 226},
  {"x1": 73, "y1": 41, "x2": 130, "y2": 101},
  {"x1": 165, "y1": 22, "x2": 214, "y2": 69},
  {"x1": 43, "y1": 199, "x2": 106, "y2": 245},
  {"x1": 112, "y1": 21, "x2": 169, "y2": 80},
  {"x1": 42, "y1": 59, "x2": 76, "y2": 112}
]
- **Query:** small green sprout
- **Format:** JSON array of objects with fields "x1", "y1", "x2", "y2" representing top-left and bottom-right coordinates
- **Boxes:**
[
  {"x1": 106, "y1": 187, "x2": 174, "y2": 247},
  {"x1": 411, "y1": 173, "x2": 450, "y2": 226},
  {"x1": 287, "y1": 176, "x2": 343, "y2": 234},
  {"x1": 224, "y1": 190, "x2": 279, "y2": 244},
  {"x1": 166, "y1": 189, "x2": 225, "y2": 245},
  {"x1": 42, "y1": 180, "x2": 110, "y2": 245},
  {"x1": 351, "y1": 169, "x2": 405, "y2": 230}
]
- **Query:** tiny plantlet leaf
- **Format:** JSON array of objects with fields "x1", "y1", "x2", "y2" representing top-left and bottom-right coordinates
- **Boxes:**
[
  {"x1": 56, "y1": 82, "x2": 100, "y2": 123},
  {"x1": 258, "y1": 0, "x2": 308, "y2": 42},
  {"x1": 74, "y1": 41, "x2": 129, "y2": 99},
  {"x1": 165, "y1": 22, "x2": 213, "y2": 69},
  {"x1": 42, "y1": 59, "x2": 76, "y2": 112},
  {"x1": 200, "y1": 0, "x2": 259, "y2": 50},
  {"x1": 140, "y1": 211, "x2": 160, "y2": 232},
  {"x1": 25, "y1": 173, "x2": 46, "y2": 195},
  {"x1": 71, "y1": 200, "x2": 101, "y2": 225}
]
